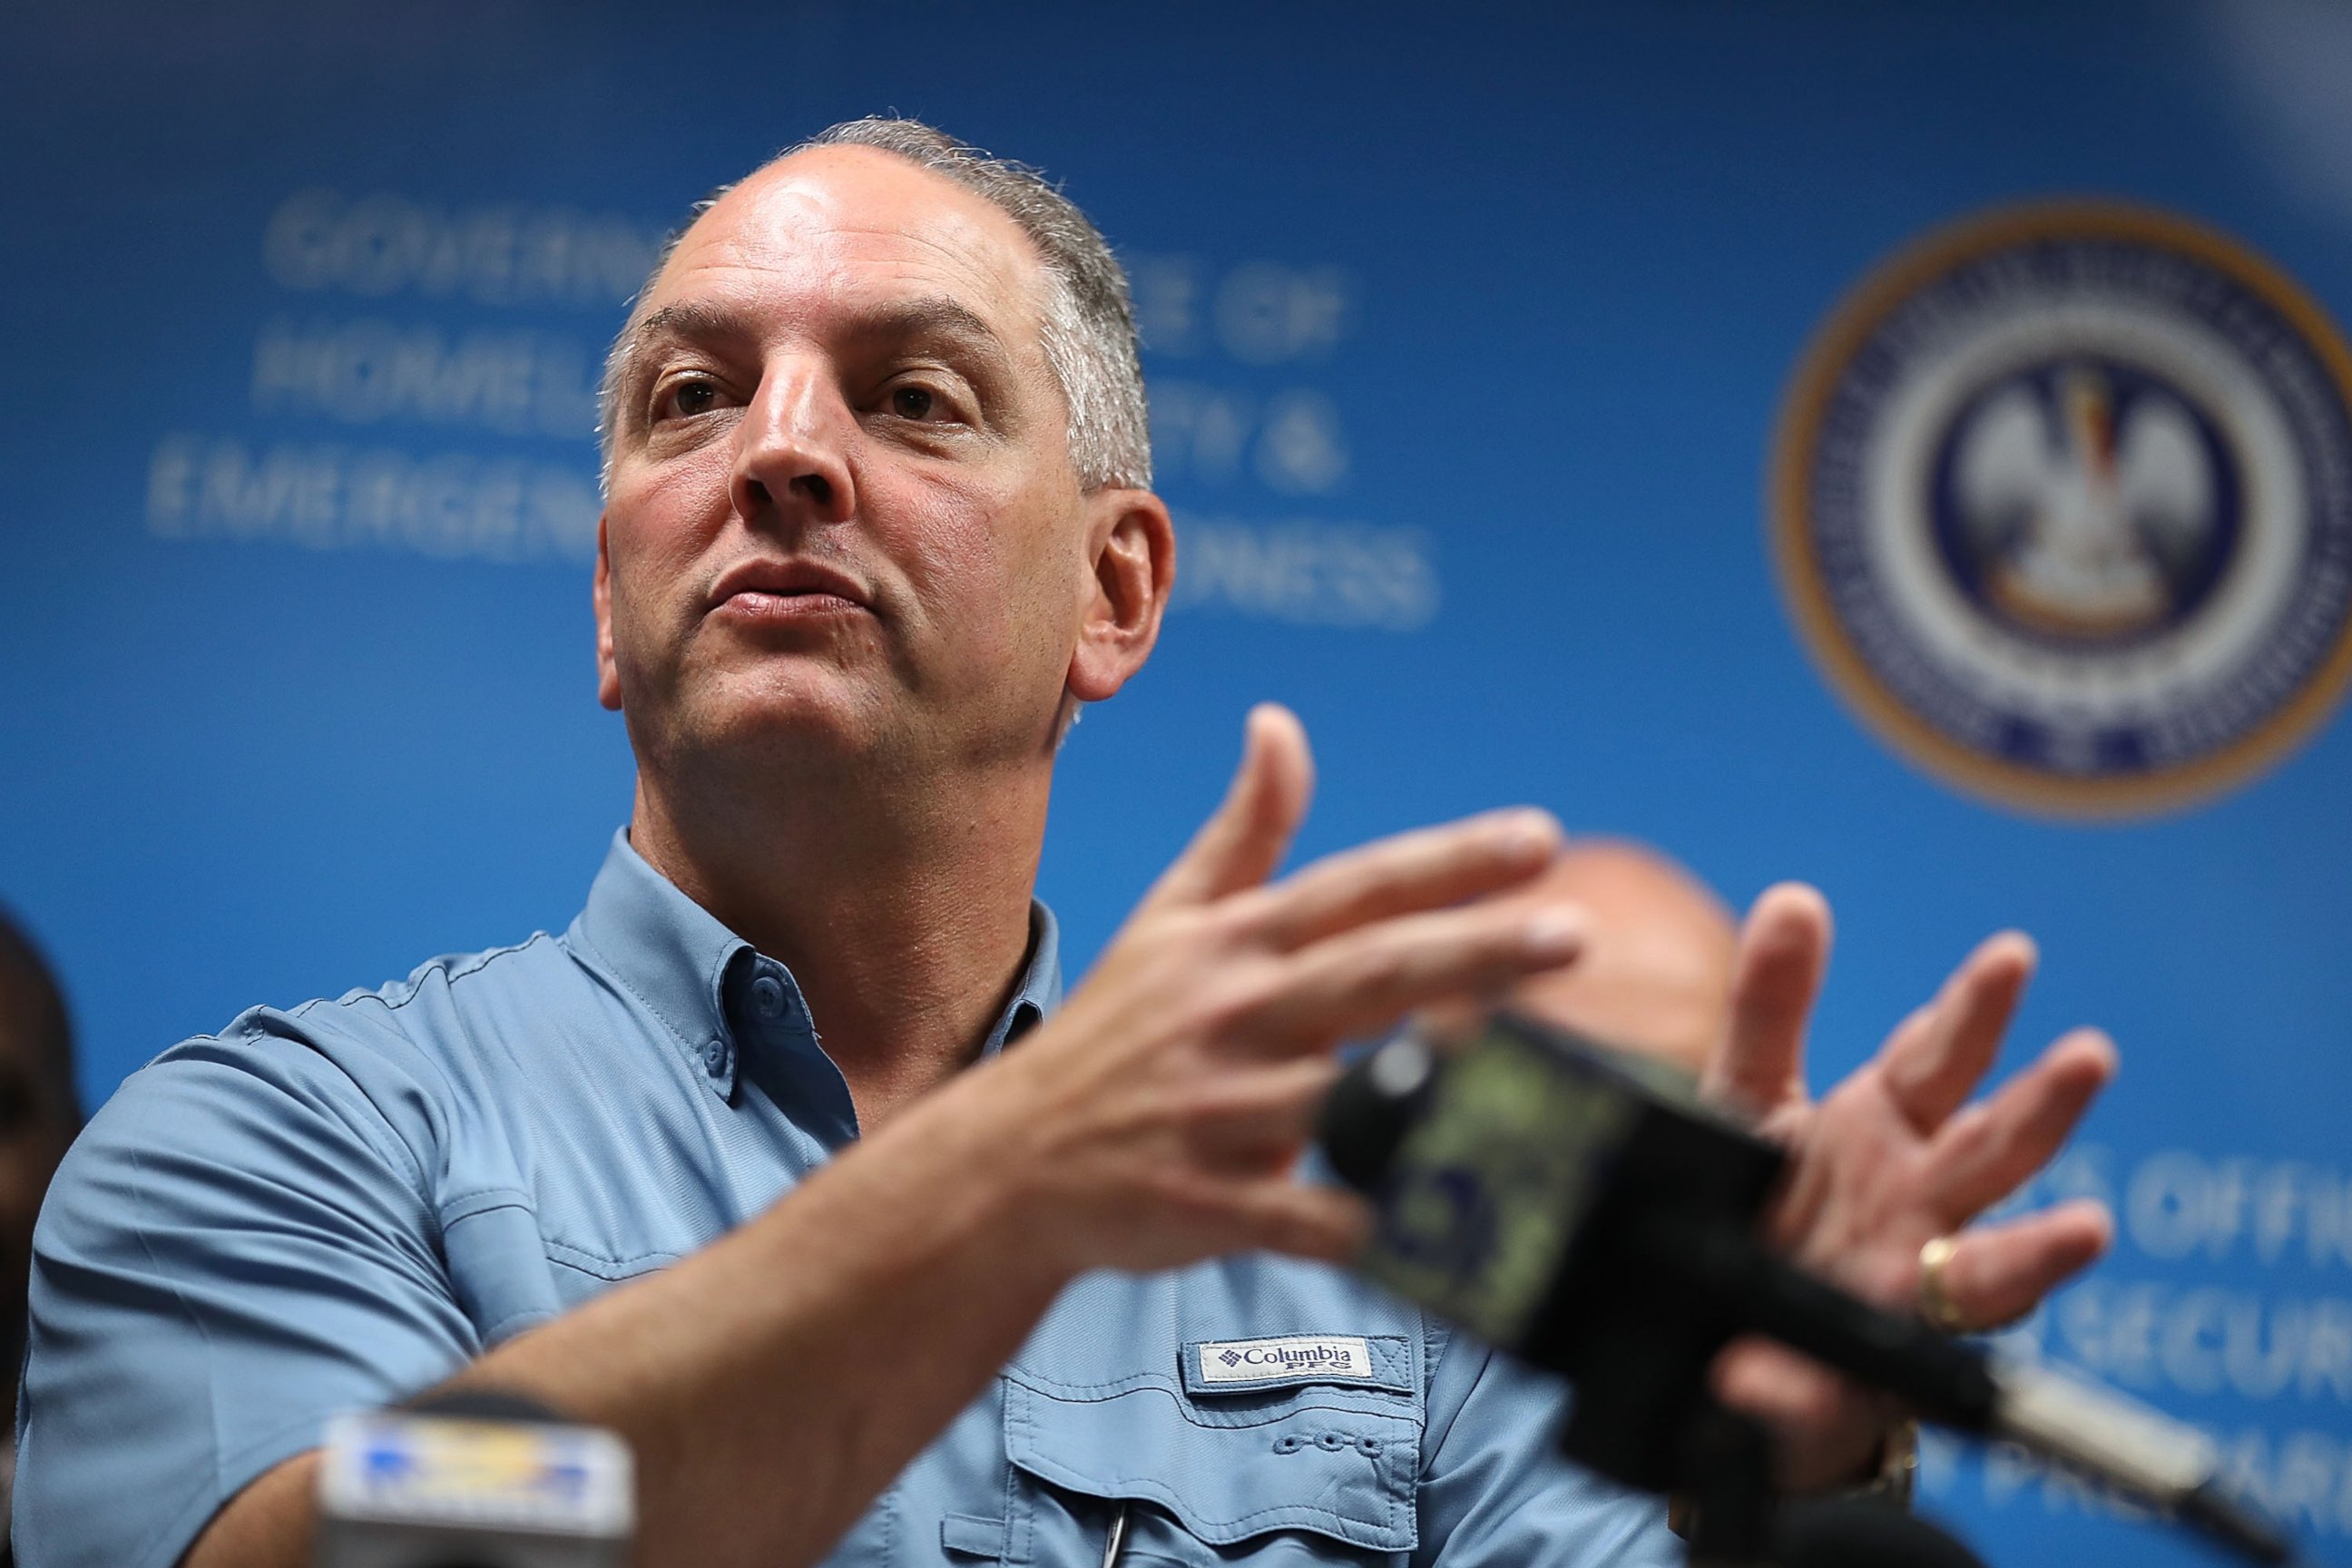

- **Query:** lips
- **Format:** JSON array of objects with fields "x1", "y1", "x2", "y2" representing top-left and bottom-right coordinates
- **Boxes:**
[{"x1": 706, "y1": 557, "x2": 874, "y2": 620}]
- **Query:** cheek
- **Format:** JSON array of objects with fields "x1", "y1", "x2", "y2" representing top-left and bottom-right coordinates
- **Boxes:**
[
  {"x1": 605, "y1": 464, "x2": 731, "y2": 645},
  {"x1": 894, "y1": 476, "x2": 1081, "y2": 666}
]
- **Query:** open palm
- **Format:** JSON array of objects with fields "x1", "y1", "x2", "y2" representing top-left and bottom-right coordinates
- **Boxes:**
[{"x1": 1700, "y1": 884, "x2": 2118, "y2": 1490}]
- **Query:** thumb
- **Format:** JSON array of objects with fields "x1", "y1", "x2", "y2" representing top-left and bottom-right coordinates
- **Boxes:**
[{"x1": 1139, "y1": 703, "x2": 1315, "y2": 913}]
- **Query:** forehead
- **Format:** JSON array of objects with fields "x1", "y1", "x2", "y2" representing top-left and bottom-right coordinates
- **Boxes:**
[{"x1": 642, "y1": 145, "x2": 1052, "y2": 344}]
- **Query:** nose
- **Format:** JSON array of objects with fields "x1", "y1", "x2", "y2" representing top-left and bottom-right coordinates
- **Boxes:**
[{"x1": 730, "y1": 354, "x2": 857, "y2": 527}]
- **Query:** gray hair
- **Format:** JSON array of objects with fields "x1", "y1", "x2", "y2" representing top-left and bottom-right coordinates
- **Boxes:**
[{"x1": 597, "y1": 117, "x2": 1152, "y2": 495}]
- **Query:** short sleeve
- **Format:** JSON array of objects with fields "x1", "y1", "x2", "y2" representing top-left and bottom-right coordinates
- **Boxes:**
[
  {"x1": 1415, "y1": 1330, "x2": 1682, "y2": 1568},
  {"x1": 14, "y1": 1024, "x2": 478, "y2": 1568}
]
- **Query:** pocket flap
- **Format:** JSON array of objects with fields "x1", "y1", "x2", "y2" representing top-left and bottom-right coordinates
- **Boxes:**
[
  {"x1": 438, "y1": 1191, "x2": 561, "y2": 1343},
  {"x1": 1003, "y1": 1374, "x2": 1419, "y2": 1552}
]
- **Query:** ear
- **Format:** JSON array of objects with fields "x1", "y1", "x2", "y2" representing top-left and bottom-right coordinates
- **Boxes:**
[
  {"x1": 593, "y1": 514, "x2": 623, "y2": 712},
  {"x1": 1068, "y1": 488, "x2": 1175, "y2": 703}
]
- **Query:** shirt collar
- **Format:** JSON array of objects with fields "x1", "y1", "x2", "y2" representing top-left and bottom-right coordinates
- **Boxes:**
[
  {"x1": 985, "y1": 900, "x2": 1063, "y2": 1057},
  {"x1": 566, "y1": 829, "x2": 1063, "y2": 1103}
]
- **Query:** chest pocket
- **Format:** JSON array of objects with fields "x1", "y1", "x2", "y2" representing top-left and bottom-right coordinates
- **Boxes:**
[{"x1": 997, "y1": 1328, "x2": 1422, "y2": 1566}]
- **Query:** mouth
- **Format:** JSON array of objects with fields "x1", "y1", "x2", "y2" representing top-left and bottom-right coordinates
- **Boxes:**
[{"x1": 706, "y1": 558, "x2": 875, "y2": 622}]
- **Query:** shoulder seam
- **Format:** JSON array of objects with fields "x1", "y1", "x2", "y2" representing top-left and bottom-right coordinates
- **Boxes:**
[{"x1": 291, "y1": 933, "x2": 557, "y2": 1021}]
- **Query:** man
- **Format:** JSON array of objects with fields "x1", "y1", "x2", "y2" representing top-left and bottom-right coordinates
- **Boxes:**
[
  {"x1": 1504, "y1": 839, "x2": 1740, "y2": 1076},
  {"x1": 16, "y1": 121, "x2": 2116, "y2": 1568},
  {"x1": 0, "y1": 907, "x2": 80, "y2": 1568}
]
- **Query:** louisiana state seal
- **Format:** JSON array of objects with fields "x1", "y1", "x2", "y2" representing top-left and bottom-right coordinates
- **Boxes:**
[{"x1": 1772, "y1": 202, "x2": 2352, "y2": 816}]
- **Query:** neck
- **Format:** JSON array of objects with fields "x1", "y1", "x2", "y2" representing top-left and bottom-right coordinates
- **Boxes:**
[{"x1": 631, "y1": 746, "x2": 1051, "y2": 1128}]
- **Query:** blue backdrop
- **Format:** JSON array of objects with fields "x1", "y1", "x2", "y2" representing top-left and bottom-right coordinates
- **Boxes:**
[{"x1": 4, "y1": 4, "x2": 2348, "y2": 1563}]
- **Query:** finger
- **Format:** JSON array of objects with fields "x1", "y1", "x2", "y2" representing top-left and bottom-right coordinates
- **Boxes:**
[
  {"x1": 1703, "y1": 883, "x2": 1831, "y2": 1117},
  {"x1": 1928, "y1": 1027, "x2": 2118, "y2": 1222},
  {"x1": 1179, "y1": 1055, "x2": 1346, "y2": 1169},
  {"x1": 1139, "y1": 705, "x2": 1315, "y2": 914},
  {"x1": 1880, "y1": 931, "x2": 2037, "y2": 1134},
  {"x1": 1710, "y1": 1338, "x2": 1891, "y2": 1492},
  {"x1": 1408, "y1": 993, "x2": 1514, "y2": 1048},
  {"x1": 1245, "y1": 808, "x2": 1564, "y2": 951},
  {"x1": 1230, "y1": 1179, "x2": 1372, "y2": 1263},
  {"x1": 1926, "y1": 1200, "x2": 2112, "y2": 1330},
  {"x1": 1244, "y1": 901, "x2": 1588, "y2": 1047}
]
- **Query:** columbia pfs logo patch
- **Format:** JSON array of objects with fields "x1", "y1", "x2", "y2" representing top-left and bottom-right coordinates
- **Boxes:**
[{"x1": 1195, "y1": 1336, "x2": 1374, "y2": 1386}]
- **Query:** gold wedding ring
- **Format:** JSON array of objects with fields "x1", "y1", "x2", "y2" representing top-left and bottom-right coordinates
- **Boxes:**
[{"x1": 1917, "y1": 1234, "x2": 1968, "y2": 1334}]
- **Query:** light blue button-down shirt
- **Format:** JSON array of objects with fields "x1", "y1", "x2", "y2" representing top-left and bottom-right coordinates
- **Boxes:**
[{"x1": 15, "y1": 832, "x2": 1674, "y2": 1568}]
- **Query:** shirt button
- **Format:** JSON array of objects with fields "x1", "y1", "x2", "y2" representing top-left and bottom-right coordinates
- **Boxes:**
[
  {"x1": 750, "y1": 975, "x2": 787, "y2": 1020},
  {"x1": 703, "y1": 1040, "x2": 730, "y2": 1077}
]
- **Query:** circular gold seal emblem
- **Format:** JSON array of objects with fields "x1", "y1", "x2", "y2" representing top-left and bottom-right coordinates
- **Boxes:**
[{"x1": 1772, "y1": 202, "x2": 2352, "y2": 817}]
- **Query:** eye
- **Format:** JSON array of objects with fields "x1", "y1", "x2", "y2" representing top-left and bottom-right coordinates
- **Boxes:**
[
  {"x1": 890, "y1": 385, "x2": 938, "y2": 420},
  {"x1": 653, "y1": 374, "x2": 725, "y2": 422}
]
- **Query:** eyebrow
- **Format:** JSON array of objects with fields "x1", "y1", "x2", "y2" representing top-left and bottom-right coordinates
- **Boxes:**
[
  {"x1": 625, "y1": 299, "x2": 737, "y2": 356},
  {"x1": 611, "y1": 299, "x2": 744, "y2": 399},
  {"x1": 848, "y1": 297, "x2": 1013, "y2": 365},
  {"x1": 615, "y1": 294, "x2": 1015, "y2": 403}
]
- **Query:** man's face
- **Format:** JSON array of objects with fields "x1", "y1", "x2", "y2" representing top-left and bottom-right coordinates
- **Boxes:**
[{"x1": 596, "y1": 147, "x2": 1098, "y2": 778}]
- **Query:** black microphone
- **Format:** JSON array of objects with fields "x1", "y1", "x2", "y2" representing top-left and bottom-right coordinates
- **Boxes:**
[
  {"x1": 1317, "y1": 1014, "x2": 2295, "y2": 1566},
  {"x1": 1775, "y1": 1499, "x2": 1986, "y2": 1568}
]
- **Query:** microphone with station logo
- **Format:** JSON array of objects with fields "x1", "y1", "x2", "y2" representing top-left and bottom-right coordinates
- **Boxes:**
[{"x1": 316, "y1": 1388, "x2": 633, "y2": 1568}]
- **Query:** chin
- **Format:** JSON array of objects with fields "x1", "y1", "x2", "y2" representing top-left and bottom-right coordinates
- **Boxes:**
[{"x1": 691, "y1": 670, "x2": 896, "y2": 760}]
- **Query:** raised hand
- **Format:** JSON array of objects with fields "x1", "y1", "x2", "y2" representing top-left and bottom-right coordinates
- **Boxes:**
[
  {"x1": 1701, "y1": 885, "x2": 2118, "y2": 1490},
  {"x1": 972, "y1": 704, "x2": 1588, "y2": 1277}
]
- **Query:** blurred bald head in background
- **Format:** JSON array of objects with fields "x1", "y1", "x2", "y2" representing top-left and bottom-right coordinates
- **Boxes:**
[{"x1": 1506, "y1": 839, "x2": 1740, "y2": 1075}]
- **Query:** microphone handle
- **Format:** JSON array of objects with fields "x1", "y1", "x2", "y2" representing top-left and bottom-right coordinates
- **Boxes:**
[
  {"x1": 1631, "y1": 1219, "x2": 2295, "y2": 1564},
  {"x1": 1633, "y1": 1216, "x2": 2000, "y2": 1429}
]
